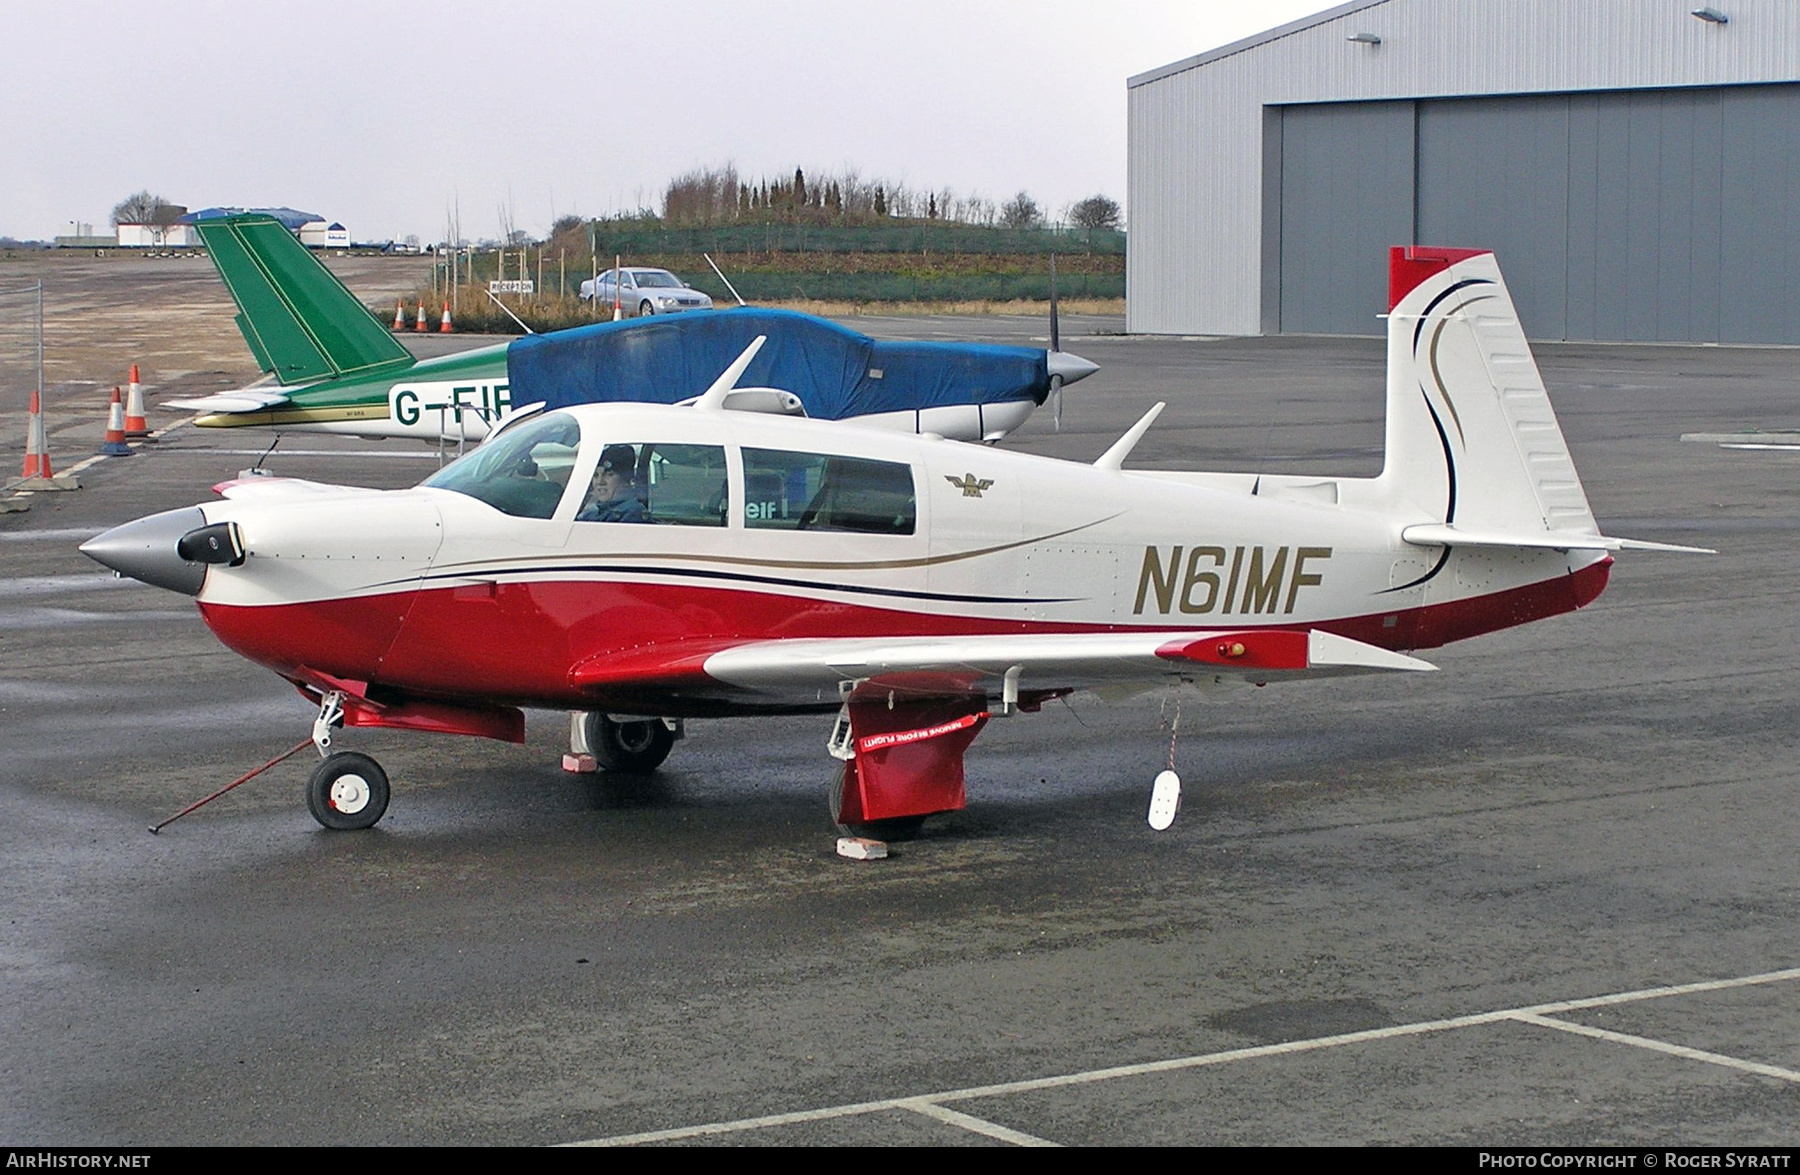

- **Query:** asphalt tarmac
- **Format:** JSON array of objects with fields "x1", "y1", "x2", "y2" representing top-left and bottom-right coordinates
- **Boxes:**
[{"x1": 3, "y1": 314, "x2": 1798, "y2": 1146}]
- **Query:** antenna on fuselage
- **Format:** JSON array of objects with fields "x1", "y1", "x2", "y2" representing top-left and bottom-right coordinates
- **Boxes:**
[
  {"x1": 692, "y1": 335, "x2": 767, "y2": 412},
  {"x1": 1093, "y1": 401, "x2": 1165, "y2": 471}
]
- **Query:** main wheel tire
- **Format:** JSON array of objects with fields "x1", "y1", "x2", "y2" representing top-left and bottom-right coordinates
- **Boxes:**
[
  {"x1": 826, "y1": 762, "x2": 928, "y2": 841},
  {"x1": 638, "y1": 300, "x2": 656, "y2": 317},
  {"x1": 586, "y1": 714, "x2": 675, "y2": 773},
  {"x1": 306, "y1": 752, "x2": 390, "y2": 831}
]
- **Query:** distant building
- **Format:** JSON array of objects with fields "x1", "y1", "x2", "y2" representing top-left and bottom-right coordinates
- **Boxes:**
[
  {"x1": 116, "y1": 223, "x2": 200, "y2": 247},
  {"x1": 182, "y1": 208, "x2": 350, "y2": 247},
  {"x1": 298, "y1": 221, "x2": 350, "y2": 248},
  {"x1": 55, "y1": 221, "x2": 114, "y2": 248},
  {"x1": 117, "y1": 204, "x2": 197, "y2": 247}
]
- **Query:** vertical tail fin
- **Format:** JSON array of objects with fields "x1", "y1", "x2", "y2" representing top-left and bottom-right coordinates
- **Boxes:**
[
  {"x1": 1377, "y1": 247, "x2": 1599, "y2": 538},
  {"x1": 194, "y1": 214, "x2": 413, "y2": 384}
]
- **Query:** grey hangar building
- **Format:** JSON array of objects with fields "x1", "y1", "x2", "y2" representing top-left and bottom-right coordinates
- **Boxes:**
[{"x1": 1125, "y1": 0, "x2": 1800, "y2": 344}]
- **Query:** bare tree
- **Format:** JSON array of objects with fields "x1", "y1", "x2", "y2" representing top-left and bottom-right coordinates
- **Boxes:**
[
  {"x1": 663, "y1": 164, "x2": 741, "y2": 225},
  {"x1": 110, "y1": 190, "x2": 173, "y2": 226},
  {"x1": 1067, "y1": 194, "x2": 1122, "y2": 232},
  {"x1": 1000, "y1": 191, "x2": 1042, "y2": 230}
]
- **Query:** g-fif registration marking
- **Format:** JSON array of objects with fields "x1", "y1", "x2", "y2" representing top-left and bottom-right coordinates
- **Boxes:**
[{"x1": 390, "y1": 381, "x2": 512, "y2": 429}]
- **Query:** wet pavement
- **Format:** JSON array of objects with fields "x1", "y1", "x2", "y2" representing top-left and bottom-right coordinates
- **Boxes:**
[{"x1": 3, "y1": 302, "x2": 1799, "y2": 1143}]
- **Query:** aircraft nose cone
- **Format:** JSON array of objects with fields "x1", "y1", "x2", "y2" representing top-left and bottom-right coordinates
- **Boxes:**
[
  {"x1": 1047, "y1": 350, "x2": 1100, "y2": 385},
  {"x1": 79, "y1": 506, "x2": 209, "y2": 596}
]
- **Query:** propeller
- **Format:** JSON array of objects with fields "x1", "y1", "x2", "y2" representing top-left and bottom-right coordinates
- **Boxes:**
[{"x1": 1042, "y1": 252, "x2": 1099, "y2": 431}]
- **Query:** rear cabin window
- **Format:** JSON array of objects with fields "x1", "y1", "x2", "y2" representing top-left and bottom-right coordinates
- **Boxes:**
[
  {"x1": 743, "y1": 448, "x2": 916, "y2": 535},
  {"x1": 573, "y1": 442, "x2": 728, "y2": 526}
]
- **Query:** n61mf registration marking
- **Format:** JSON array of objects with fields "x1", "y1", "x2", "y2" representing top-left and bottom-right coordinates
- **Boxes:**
[
  {"x1": 1134, "y1": 545, "x2": 1331, "y2": 616},
  {"x1": 391, "y1": 381, "x2": 511, "y2": 426}
]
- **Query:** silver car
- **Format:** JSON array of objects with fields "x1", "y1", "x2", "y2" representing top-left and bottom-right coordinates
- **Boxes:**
[{"x1": 578, "y1": 267, "x2": 714, "y2": 316}]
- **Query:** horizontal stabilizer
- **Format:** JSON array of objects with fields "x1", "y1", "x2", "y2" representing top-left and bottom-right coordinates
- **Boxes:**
[
  {"x1": 1402, "y1": 523, "x2": 1713, "y2": 555},
  {"x1": 166, "y1": 388, "x2": 297, "y2": 414}
]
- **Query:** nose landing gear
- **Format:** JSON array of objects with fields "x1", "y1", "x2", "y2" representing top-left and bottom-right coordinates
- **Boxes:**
[{"x1": 305, "y1": 689, "x2": 390, "y2": 831}]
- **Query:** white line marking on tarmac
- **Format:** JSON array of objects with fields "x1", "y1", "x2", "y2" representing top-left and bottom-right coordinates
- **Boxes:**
[
  {"x1": 562, "y1": 966, "x2": 1800, "y2": 1147},
  {"x1": 1510, "y1": 1012, "x2": 1800, "y2": 1083},
  {"x1": 0, "y1": 528, "x2": 104, "y2": 542},
  {"x1": 0, "y1": 573, "x2": 136, "y2": 597},
  {"x1": 897, "y1": 1099, "x2": 1061, "y2": 1146},
  {"x1": 184, "y1": 449, "x2": 441, "y2": 459}
]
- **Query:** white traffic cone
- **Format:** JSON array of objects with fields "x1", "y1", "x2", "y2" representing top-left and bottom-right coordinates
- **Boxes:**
[
  {"x1": 98, "y1": 387, "x2": 133, "y2": 456},
  {"x1": 123, "y1": 363, "x2": 149, "y2": 436},
  {"x1": 20, "y1": 389, "x2": 53, "y2": 479}
]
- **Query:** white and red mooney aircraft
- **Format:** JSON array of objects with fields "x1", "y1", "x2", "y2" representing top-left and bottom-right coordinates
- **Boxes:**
[{"x1": 82, "y1": 249, "x2": 1705, "y2": 837}]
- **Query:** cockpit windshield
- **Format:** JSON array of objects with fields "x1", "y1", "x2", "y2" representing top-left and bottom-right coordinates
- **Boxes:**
[{"x1": 420, "y1": 412, "x2": 581, "y2": 519}]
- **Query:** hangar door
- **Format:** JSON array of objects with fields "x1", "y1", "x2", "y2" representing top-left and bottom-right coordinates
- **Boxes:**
[{"x1": 1274, "y1": 84, "x2": 1800, "y2": 343}]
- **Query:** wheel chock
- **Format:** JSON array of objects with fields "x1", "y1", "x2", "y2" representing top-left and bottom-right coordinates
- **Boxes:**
[
  {"x1": 836, "y1": 836, "x2": 888, "y2": 861},
  {"x1": 562, "y1": 752, "x2": 598, "y2": 773}
]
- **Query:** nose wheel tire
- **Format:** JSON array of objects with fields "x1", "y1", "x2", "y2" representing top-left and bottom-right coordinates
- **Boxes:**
[
  {"x1": 583, "y1": 714, "x2": 676, "y2": 773},
  {"x1": 306, "y1": 752, "x2": 391, "y2": 830}
]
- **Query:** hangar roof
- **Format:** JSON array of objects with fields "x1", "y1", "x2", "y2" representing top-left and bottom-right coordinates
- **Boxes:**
[{"x1": 1130, "y1": 0, "x2": 1386, "y2": 88}]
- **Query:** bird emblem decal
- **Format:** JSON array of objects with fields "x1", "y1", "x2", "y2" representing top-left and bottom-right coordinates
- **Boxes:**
[{"x1": 946, "y1": 473, "x2": 995, "y2": 498}]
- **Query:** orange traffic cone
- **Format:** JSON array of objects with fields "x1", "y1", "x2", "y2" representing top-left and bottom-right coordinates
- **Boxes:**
[
  {"x1": 415, "y1": 302, "x2": 428, "y2": 332},
  {"x1": 123, "y1": 363, "x2": 149, "y2": 436},
  {"x1": 20, "y1": 390, "x2": 54, "y2": 479},
  {"x1": 439, "y1": 301, "x2": 453, "y2": 333},
  {"x1": 99, "y1": 387, "x2": 132, "y2": 456},
  {"x1": 393, "y1": 300, "x2": 406, "y2": 331}
]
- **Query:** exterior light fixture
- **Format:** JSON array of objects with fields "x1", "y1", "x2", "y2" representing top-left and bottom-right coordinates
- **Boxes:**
[
  {"x1": 1690, "y1": 7, "x2": 1728, "y2": 23},
  {"x1": 1347, "y1": 31, "x2": 1383, "y2": 44}
]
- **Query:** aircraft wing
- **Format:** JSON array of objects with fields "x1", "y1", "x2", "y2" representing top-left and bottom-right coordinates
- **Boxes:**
[{"x1": 694, "y1": 628, "x2": 1435, "y2": 697}]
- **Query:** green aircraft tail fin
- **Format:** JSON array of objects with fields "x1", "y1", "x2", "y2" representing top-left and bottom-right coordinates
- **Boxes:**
[{"x1": 195, "y1": 214, "x2": 413, "y2": 384}]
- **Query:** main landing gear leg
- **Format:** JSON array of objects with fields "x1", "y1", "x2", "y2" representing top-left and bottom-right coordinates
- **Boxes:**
[
  {"x1": 825, "y1": 692, "x2": 990, "y2": 841},
  {"x1": 305, "y1": 690, "x2": 391, "y2": 831}
]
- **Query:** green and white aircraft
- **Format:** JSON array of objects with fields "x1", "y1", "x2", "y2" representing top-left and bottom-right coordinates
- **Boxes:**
[{"x1": 169, "y1": 214, "x2": 1098, "y2": 445}]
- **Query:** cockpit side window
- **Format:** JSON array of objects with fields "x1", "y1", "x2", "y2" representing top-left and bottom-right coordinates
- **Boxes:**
[
  {"x1": 743, "y1": 448, "x2": 915, "y2": 535},
  {"x1": 575, "y1": 442, "x2": 729, "y2": 526},
  {"x1": 420, "y1": 412, "x2": 580, "y2": 519}
]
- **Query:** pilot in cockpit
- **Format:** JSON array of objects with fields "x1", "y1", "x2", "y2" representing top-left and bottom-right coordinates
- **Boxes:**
[{"x1": 576, "y1": 444, "x2": 648, "y2": 523}]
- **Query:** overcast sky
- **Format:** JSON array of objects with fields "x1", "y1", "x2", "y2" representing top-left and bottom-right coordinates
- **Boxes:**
[{"x1": 4, "y1": 0, "x2": 1331, "y2": 243}]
